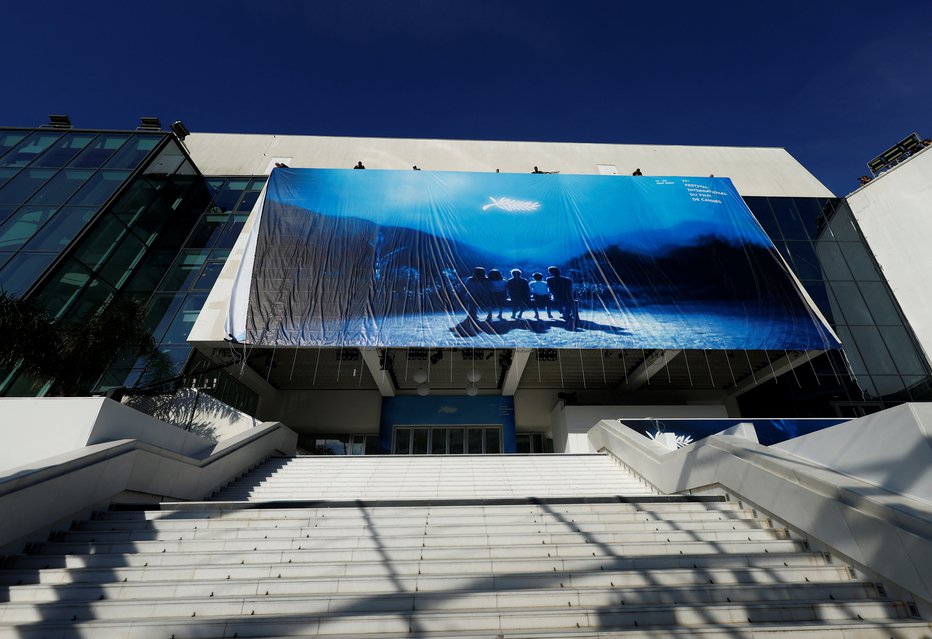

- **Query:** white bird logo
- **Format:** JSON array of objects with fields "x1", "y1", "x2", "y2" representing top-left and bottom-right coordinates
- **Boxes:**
[{"x1": 481, "y1": 196, "x2": 541, "y2": 212}]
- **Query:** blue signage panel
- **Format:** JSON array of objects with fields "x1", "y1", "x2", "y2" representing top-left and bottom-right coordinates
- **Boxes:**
[{"x1": 238, "y1": 168, "x2": 839, "y2": 350}]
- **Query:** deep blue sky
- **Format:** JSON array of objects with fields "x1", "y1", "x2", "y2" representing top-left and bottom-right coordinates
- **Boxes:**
[{"x1": 5, "y1": 1, "x2": 929, "y2": 196}]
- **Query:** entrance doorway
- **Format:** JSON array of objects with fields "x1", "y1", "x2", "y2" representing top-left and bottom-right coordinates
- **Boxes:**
[{"x1": 392, "y1": 425, "x2": 502, "y2": 454}]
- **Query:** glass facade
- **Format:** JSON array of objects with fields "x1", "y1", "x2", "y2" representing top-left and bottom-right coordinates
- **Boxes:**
[
  {"x1": 743, "y1": 196, "x2": 932, "y2": 410},
  {"x1": 1, "y1": 124, "x2": 928, "y2": 420}
]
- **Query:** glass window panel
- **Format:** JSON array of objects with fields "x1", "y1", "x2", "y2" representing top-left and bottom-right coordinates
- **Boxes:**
[
  {"x1": 800, "y1": 281, "x2": 834, "y2": 324},
  {"x1": 411, "y1": 428, "x2": 429, "y2": 454},
  {"x1": 110, "y1": 177, "x2": 159, "y2": 227},
  {"x1": 0, "y1": 131, "x2": 28, "y2": 159},
  {"x1": 67, "y1": 170, "x2": 131, "y2": 207},
  {"x1": 516, "y1": 434, "x2": 531, "y2": 453},
  {"x1": 430, "y1": 428, "x2": 447, "y2": 454},
  {"x1": 173, "y1": 160, "x2": 198, "y2": 177},
  {"x1": 825, "y1": 204, "x2": 861, "y2": 241},
  {"x1": 155, "y1": 345, "x2": 192, "y2": 376},
  {"x1": 484, "y1": 428, "x2": 501, "y2": 454},
  {"x1": 215, "y1": 215, "x2": 247, "y2": 248},
  {"x1": 783, "y1": 241, "x2": 822, "y2": 280},
  {"x1": 206, "y1": 178, "x2": 226, "y2": 197},
  {"x1": 0, "y1": 205, "x2": 19, "y2": 226},
  {"x1": 61, "y1": 278, "x2": 115, "y2": 323},
  {"x1": 815, "y1": 241, "x2": 853, "y2": 280},
  {"x1": 31, "y1": 258, "x2": 93, "y2": 317},
  {"x1": 879, "y1": 326, "x2": 927, "y2": 376},
  {"x1": 829, "y1": 281, "x2": 873, "y2": 325},
  {"x1": 837, "y1": 242, "x2": 881, "y2": 281},
  {"x1": 143, "y1": 144, "x2": 185, "y2": 176},
  {"x1": 27, "y1": 168, "x2": 94, "y2": 206},
  {"x1": 145, "y1": 292, "x2": 185, "y2": 342},
  {"x1": 393, "y1": 428, "x2": 411, "y2": 454},
  {"x1": 99, "y1": 233, "x2": 146, "y2": 288},
  {"x1": 365, "y1": 436, "x2": 381, "y2": 455},
  {"x1": 33, "y1": 133, "x2": 98, "y2": 168},
  {"x1": 902, "y1": 376, "x2": 931, "y2": 401},
  {"x1": 769, "y1": 198, "x2": 810, "y2": 240},
  {"x1": 0, "y1": 252, "x2": 12, "y2": 271},
  {"x1": 209, "y1": 248, "x2": 231, "y2": 261},
  {"x1": 857, "y1": 281, "x2": 902, "y2": 325},
  {"x1": 236, "y1": 189, "x2": 261, "y2": 212},
  {"x1": 0, "y1": 131, "x2": 62, "y2": 168},
  {"x1": 467, "y1": 428, "x2": 483, "y2": 454},
  {"x1": 105, "y1": 134, "x2": 163, "y2": 169},
  {"x1": 72, "y1": 215, "x2": 127, "y2": 270},
  {"x1": 187, "y1": 212, "x2": 228, "y2": 249},
  {"x1": 159, "y1": 250, "x2": 208, "y2": 291},
  {"x1": 871, "y1": 375, "x2": 906, "y2": 398},
  {"x1": 449, "y1": 428, "x2": 465, "y2": 454},
  {"x1": 0, "y1": 168, "x2": 57, "y2": 204},
  {"x1": 161, "y1": 293, "x2": 207, "y2": 344},
  {"x1": 124, "y1": 249, "x2": 176, "y2": 294},
  {"x1": 743, "y1": 197, "x2": 782, "y2": 239},
  {"x1": 0, "y1": 252, "x2": 57, "y2": 297},
  {"x1": 835, "y1": 326, "x2": 867, "y2": 377},
  {"x1": 793, "y1": 198, "x2": 829, "y2": 239},
  {"x1": 22, "y1": 206, "x2": 95, "y2": 252},
  {"x1": 0, "y1": 168, "x2": 20, "y2": 190},
  {"x1": 849, "y1": 325, "x2": 898, "y2": 375},
  {"x1": 193, "y1": 261, "x2": 224, "y2": 291},
  {"x1": 212, "y1": 179, "x2": 249, "y2": 212},
  {"x1": 0, "y1": 206, "x2": 58, "y2": 250},
  {"x1": 68, "y1": 134, "x2": 130, "y2": 168}
]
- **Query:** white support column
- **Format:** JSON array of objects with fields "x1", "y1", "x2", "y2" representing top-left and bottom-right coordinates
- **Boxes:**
[
  {"x1": 360, "y1": 348, "x2": 395, "y2": 397},
  {"x1": 617, "y1": 349, "x2": 682, "y2": 392},
  {"x1": 728, "y1": 350, "x2": 823, "y2": 398},
  {"x1": 501, "y1": 348, "x2": 531, "y2": 396}
]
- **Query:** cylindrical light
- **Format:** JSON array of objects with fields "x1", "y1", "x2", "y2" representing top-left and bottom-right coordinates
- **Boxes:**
[
  {"x1": 412, "y1": 369, "x2": 428, "y2": 384},
  {"x1": 416, "y1": 383, "x2": 430, "y2": 396},
  {"x1": 465, "y1": 369, "x2": 482, "y2": 383},
  {"x1": 465, "y1": 384, "x2": 479, "y2": 397}
]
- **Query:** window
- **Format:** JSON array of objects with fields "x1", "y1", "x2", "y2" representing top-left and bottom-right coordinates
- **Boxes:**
[
  {"x1": 33, "y1": 133, "x2": 98, "y2": 168},
  {"x1": 105, "y1": 134, "x2": 163, "y2": 170},
  {"x1": 0, "y1": 132, "x2": 62, "y2": 167},
  {"x1": 0, "y1": 168, "x2": 58, "y2": 204},
  {"x1": 393, "y1": 426, "x2": 502, "y2": 454},
  {"x1": 0, "y1": 206, "x2": 58, "y2": 250},
  {"x1": 69, "y1": 134, "x2": 130, "y2": 168},
  {"x1": 21, "y1": 206, "x2": 95, "y2": 252},
  {"x1": 68, "y1": 170, "x2": 131, "y2": 207},
  {"x1": 27, "y1": 169, "x2": 94, "y2": 206}
]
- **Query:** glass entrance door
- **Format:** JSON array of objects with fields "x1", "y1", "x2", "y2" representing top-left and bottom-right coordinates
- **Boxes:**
[{"x1": 392, "y1": 425, "x2": 502, "y2": 454}]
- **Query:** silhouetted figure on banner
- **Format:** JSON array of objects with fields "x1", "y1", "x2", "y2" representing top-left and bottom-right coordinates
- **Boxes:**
[
  {"x1": 506, "y1": 269, "x2": 531, "y2": 319},
  {"x1": 546, "y1": 266, "x2": 574, "y2": 321},
  {"x1": 464, "y1": 267, "x2": 491, "y2": 322},
  {"x1": 532, "y1": 166, "x2": 543, "y2": 174},
  {"x1": 274, "y1": 162, "x2": 289, "y2": 168},
  {"x1": 354, "y1": 161, "x2": 366, "y2": 169},
  {"x1": 632, "y1": 168, "x2": 642, "y2": 176},
  {"x1": 488, "y1": 269, "x2": 507, "y2": 321},
  {"x1": 528, "y1": 272, "x2": 552, "y2": 320},
  {"x1": 413, "y1": 165, "x2": 421, "y2": 170}
]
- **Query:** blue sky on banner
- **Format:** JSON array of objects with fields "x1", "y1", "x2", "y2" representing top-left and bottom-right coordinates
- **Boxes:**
[
  {"x1": 265, "y1": 169, "x2": 772, "y2": 262},
  {"x1": 3, "y1": 1, "x2": 930, "y2": 198}
]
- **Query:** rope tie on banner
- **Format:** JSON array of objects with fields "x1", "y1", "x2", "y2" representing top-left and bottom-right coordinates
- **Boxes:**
[
  {"x1": 785, "y1": 350, "x2": 802, "y2": 388},
  {"x1": 804, "y1": 349, "x2": 821, "y2": 386},
  {"x1": 621, "y1": 350, "x2": 628, "y2": 384},
  {"x1": 557, "y1": 350, "x2": 565, "y2": 388},
  {"x1": 599, "y1": 349, "x2": 607, "y2": 385},
  {"x1": 703, "y1": 349, "x2": 715, "y2": 387},
  {"x1": 289, "y1": 346, "x2": 298, "y2": 382},
  {"x1": 642, "y1": 349, "x2": 650, "y2": 385},
  {"x1": 578, "y1": 349, "x2": 587, "y2": 390},
  {"x1": 312, "y1": 346, "x2": 321, "y2": 386},
  {"x1": 764, "y1": 350, "x2": 778, "y2": 383},
  {"x1": 744, "y1": 350, "x2": 758, "y2": 384},
  {"x1": 724, "y1": 350, "x2": 737, "y2": 387},
  {"x1": 683, "y1": 350, "x2": 693, "y2": 386}
]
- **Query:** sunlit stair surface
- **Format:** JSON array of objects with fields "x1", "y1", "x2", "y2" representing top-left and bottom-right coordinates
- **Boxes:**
[
  {"x1": 211, "y1": 454, "x2": 655, "y2": 501},
  {"x1": 1, "y1": 454, "x2": 930, "y2": 638}
]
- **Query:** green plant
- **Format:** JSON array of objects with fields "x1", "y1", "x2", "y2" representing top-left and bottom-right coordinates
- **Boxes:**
[{"x1": 0, "y1": 291, "x2": 160, "y2": 396}]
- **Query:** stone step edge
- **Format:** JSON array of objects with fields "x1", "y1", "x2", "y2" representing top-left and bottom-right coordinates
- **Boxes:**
[
  {"x1": 118, "y1": 495, "x2": 727, "y2": 512},
  {"x1": 1, "y1": 568, "x2": 859, "y2": 595}
]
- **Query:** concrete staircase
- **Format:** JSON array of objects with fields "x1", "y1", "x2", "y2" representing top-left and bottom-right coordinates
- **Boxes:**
[{"x1": 1, "y1": 453, "x2": 929, "y2": 638}]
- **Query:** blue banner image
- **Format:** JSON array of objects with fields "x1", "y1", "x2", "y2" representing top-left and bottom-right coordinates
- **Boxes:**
[{"x1": 238, "y1": 169, "x2": 839, "y2": 350}]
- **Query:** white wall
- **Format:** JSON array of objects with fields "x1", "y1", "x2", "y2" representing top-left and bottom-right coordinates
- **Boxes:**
[
  {"x1": 847, "y1": 148, "x2": 932, "y2": 368},
  {"x1": 0, "y1": 397, "x2": 215, "y2": 472},
  {"x1": 773, "y1": 402, "x2": 932, "y2": 505},
  {"x1": 552, "y1": 403, "x2": 729, "y2": 453}
]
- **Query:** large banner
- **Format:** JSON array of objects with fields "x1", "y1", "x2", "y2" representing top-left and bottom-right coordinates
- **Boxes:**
[{"x1": 230, "y1": 168, "x2": 839, "y2": 350}]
